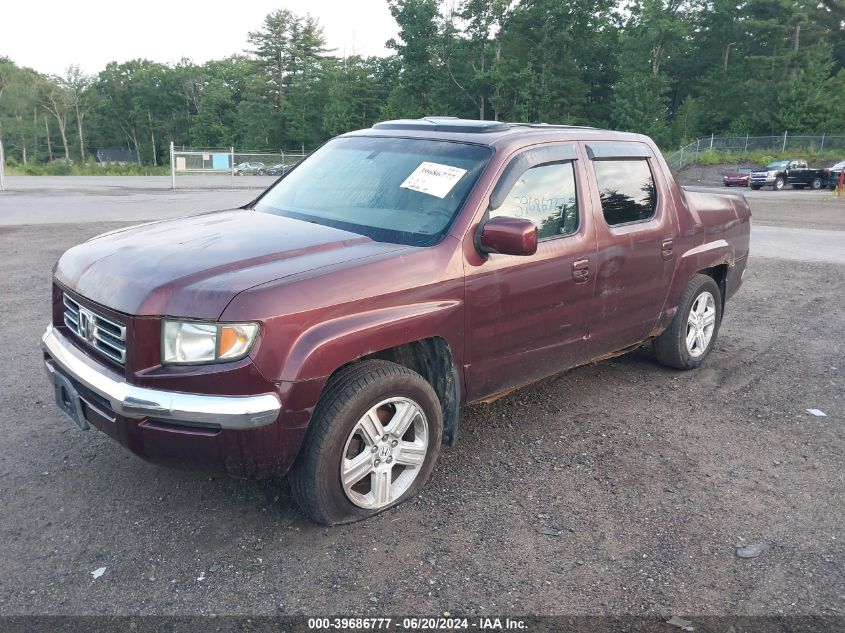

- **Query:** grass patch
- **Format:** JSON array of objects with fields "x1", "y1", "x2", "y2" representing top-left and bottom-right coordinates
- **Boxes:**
[
  {"x1": 4, "y1": 160, "x2": 170, "y2": 176},
  {"x1": 678, "y1": 149, "x2": 844, "y2": 169}
]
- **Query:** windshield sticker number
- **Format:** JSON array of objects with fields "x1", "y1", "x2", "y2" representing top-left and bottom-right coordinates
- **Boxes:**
[{"x1": 400, "y1": 162, "x2": 468, "y2": 199}]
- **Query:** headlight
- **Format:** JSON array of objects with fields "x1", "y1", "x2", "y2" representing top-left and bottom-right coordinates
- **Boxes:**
[{"x1": 162, "y1": 320, "x2": 259, "y2": 365}]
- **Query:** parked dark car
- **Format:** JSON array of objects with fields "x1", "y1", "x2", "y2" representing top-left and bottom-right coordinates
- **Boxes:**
[
  {"x1": 749, "y1": 159, "x2": 828, "y2": 190},
  {"x1": 234, "y1": 161, "x2": 265, "y2": 176},
  {"x1": 265, "y1": 163, "x2": 292, "y2": 177},
  {"x1": 42, "y1": 117, "x2": 751, "y2": 525},
  {"x1": 723, "y1": 167, "x2": 752, "y2": 187},
  {"x1": 826, "y1": 160, "x2": 845, "y2": 190}
]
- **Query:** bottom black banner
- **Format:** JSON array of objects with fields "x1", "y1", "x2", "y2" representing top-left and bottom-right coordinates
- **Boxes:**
[{"x1": 0, "y1": 616, "x2": 840, "y2": 633}]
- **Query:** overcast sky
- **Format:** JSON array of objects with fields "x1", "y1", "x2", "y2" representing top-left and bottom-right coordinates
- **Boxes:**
[{"x1": 1, "y1": 0, "x2": 400, "y2": 76}]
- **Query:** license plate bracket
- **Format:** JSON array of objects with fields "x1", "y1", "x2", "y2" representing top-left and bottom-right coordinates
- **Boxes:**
[{"x1": 52, "y1": 371, "x2": 90, "y2": 431}]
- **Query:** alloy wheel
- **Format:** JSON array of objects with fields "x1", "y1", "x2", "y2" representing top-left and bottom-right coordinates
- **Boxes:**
[
  {"x1": 340, "y1": 397, "x2": 428, "y2": 509},
  {"x1": 686, "y1": 291, "x2": 717, "y2": 358}
]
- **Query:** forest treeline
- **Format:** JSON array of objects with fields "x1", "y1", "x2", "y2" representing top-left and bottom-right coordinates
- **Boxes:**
[{"x1": 1, "y1": 0, "x2": 843, "y2": 167}]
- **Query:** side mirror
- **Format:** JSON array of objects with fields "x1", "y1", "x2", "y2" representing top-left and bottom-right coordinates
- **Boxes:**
[{"x1": 478, "y1": 216, "x2": 538, "y2": 256}]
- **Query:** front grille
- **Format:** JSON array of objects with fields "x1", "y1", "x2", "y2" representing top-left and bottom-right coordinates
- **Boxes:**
[{"x1": 63, "y1": 294, "x2": 127, "y2": 365}]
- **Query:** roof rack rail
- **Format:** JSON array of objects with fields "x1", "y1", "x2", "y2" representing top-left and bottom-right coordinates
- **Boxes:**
[
  {"x1": 371, "y1": 117, "x2": 602, "y2": 134},
  {"x1": 505, "y1": 122, "x2": 598, "y2": 130},
  {"x1": 373, "y1": 117, "x2": 511, "y2": 133}
]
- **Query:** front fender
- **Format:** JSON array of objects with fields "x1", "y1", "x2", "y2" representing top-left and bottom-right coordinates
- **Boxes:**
[{"x1": 277, "y1": 300, "x2": 463, "y2": 383}]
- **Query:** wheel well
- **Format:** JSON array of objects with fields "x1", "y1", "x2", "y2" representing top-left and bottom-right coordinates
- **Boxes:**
[
  {"x1": 341, "y1": 337, "x2": 461, "y2": 446},
  {"x1": 700, "y1": 264, "x2": 728, "y2": 307}
]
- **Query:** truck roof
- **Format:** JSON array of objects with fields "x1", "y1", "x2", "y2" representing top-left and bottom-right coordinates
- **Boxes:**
[{"x1": 343, "y1": 116, "x2": 652, "y2": 149}]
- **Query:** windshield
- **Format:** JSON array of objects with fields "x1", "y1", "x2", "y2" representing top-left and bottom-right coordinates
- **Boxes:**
[
  {"x1": 254, "y1": 136, "x2": 492, "y2": 246},
  {"x1": 765, "y1": 161, "x2": 789, "y2": 169}
]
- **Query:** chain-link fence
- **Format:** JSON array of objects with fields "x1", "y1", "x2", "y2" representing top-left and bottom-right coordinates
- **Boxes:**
[
  {"x1": 169, "y1": 143, "x2": 308, "y2": 189},
  {"x1": 664, "y1": 133, "x2": 845, "y2": 171}
]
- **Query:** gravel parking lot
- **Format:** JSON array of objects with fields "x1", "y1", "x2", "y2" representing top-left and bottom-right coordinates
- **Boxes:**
[{"x1": 0, "y1": 177, "x2": 842, "y2": 619}]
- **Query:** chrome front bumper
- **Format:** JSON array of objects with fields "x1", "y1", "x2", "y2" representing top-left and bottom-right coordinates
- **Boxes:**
[{"x1": 41, "y1": 325, "x2": 281, "y2": 429}]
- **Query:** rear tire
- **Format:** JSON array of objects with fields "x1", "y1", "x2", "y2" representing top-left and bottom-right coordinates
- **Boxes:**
[
  {"x1": 653, "y1": 274, "x2": 722, "y2": 370},
  {"x1": 290, "y1": 360, "x2": 443, "y2": 525},
  {"x1": 811, "y1": 177, "x2": 823, "y2": 190}
]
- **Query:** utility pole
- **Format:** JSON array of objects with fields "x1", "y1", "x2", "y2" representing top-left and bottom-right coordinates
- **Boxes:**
[
  {"x1": 0, "y1": 131, "x2": 6, "y2": 191},
  {"x1": 170, "y1": 141, "x2": 176, "y2": 190}
]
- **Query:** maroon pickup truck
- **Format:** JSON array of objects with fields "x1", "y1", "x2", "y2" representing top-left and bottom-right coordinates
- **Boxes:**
[{"x1": 42, "y1": 118, "x2": 751, "y2": 525}]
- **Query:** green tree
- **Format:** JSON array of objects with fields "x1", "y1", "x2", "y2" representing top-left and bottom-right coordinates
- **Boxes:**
[
  {"x1": 0, "y1": 58, "x2": 43, "y2": 164},
  {"x1": 247, "y1": 9, "x2": 299, "y2": 109},
  {"x1": 610, "y1": 0, "x2": 691, "y2": 144},
  {"x1": 89, "y1": 60, "x2": 189, "y2": 164},
  {"x1": 282, "y1": 15, "x2": 331, "y2": 150},
  {"x1": 247, "y1": 9, "x2": 329, "y2": 149},
  {"x1": 63, "y1": 65, "x2": 94, "y2": 162},
  {"x1": 323, "y1": 56, "x2": 389, "y2": 136},
  {"x1": 458, "y1": 0, "x2": 508, "y2": 119},
  {"x1": 492, "y1": 0, "x2": 618, "y2": 124},
  {"x1": 775, "y1": 43, "x2": 835, "y2": 133},
  {"x1": 3, "y1": 0, "x2": 843, "y2": 163},
  {"x1": 383, "y1": 0, "x2": 442, "y2": 118},
  {"x1": 37, "y1": 75, "x2": 75, "y2": 161}
]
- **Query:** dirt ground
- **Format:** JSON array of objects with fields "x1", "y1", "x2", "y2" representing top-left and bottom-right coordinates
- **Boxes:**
[
  {"x1": 0, "y1": 188, "x2": 842, "y2": 619},
  {"x1": 676, "y1": 163, "x2": 760, "y2": 188}
]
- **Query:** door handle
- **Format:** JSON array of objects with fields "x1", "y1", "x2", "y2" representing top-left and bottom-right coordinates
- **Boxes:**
[
  {"x1": 661, "y1": 239, "x2": 674, "y2": 260},
  {"x1": 572, "y1": 258, "x2": 590, "y2": 283}
]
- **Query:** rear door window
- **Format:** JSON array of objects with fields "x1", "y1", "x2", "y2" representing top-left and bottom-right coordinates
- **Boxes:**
[{"x1": 593, "y1": 159, "x2": 657, "y2": 226}]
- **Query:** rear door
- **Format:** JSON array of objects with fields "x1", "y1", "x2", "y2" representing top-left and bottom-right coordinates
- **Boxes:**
[
  {"x1": 463, "y1": 143, "x2": 597, "y2": 401},
  {"x1": 786, "y1": 160, "x2": 808, "y2": 185},
  {"x1": 580, "y1": 142, "x2": 678, "y2": 355}
]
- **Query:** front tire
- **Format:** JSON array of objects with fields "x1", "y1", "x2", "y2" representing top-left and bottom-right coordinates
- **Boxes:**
[
  {"x1": 653, "y1": 274, "x2": 722, "y2": 370},
  {"x1": 290, "y1": 360, "x2": 443, "y2": 525},
  {"x1": 773, "y1": 177, "x2": 786, "y2": 191}
]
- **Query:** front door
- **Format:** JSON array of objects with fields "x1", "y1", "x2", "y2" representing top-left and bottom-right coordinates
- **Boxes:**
[{"x1": 463, "y1": 144, "x2": 597, "y2": 401}]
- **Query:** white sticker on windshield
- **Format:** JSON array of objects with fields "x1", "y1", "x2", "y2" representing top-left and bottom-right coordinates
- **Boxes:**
[{"x1": 400, "y1": 162, "x2": 468, "y2": 199}]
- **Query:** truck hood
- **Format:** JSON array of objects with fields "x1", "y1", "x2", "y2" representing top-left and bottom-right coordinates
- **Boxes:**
[{"x1": 55, "y1": 209, "x2": 410, "y2": 319}]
